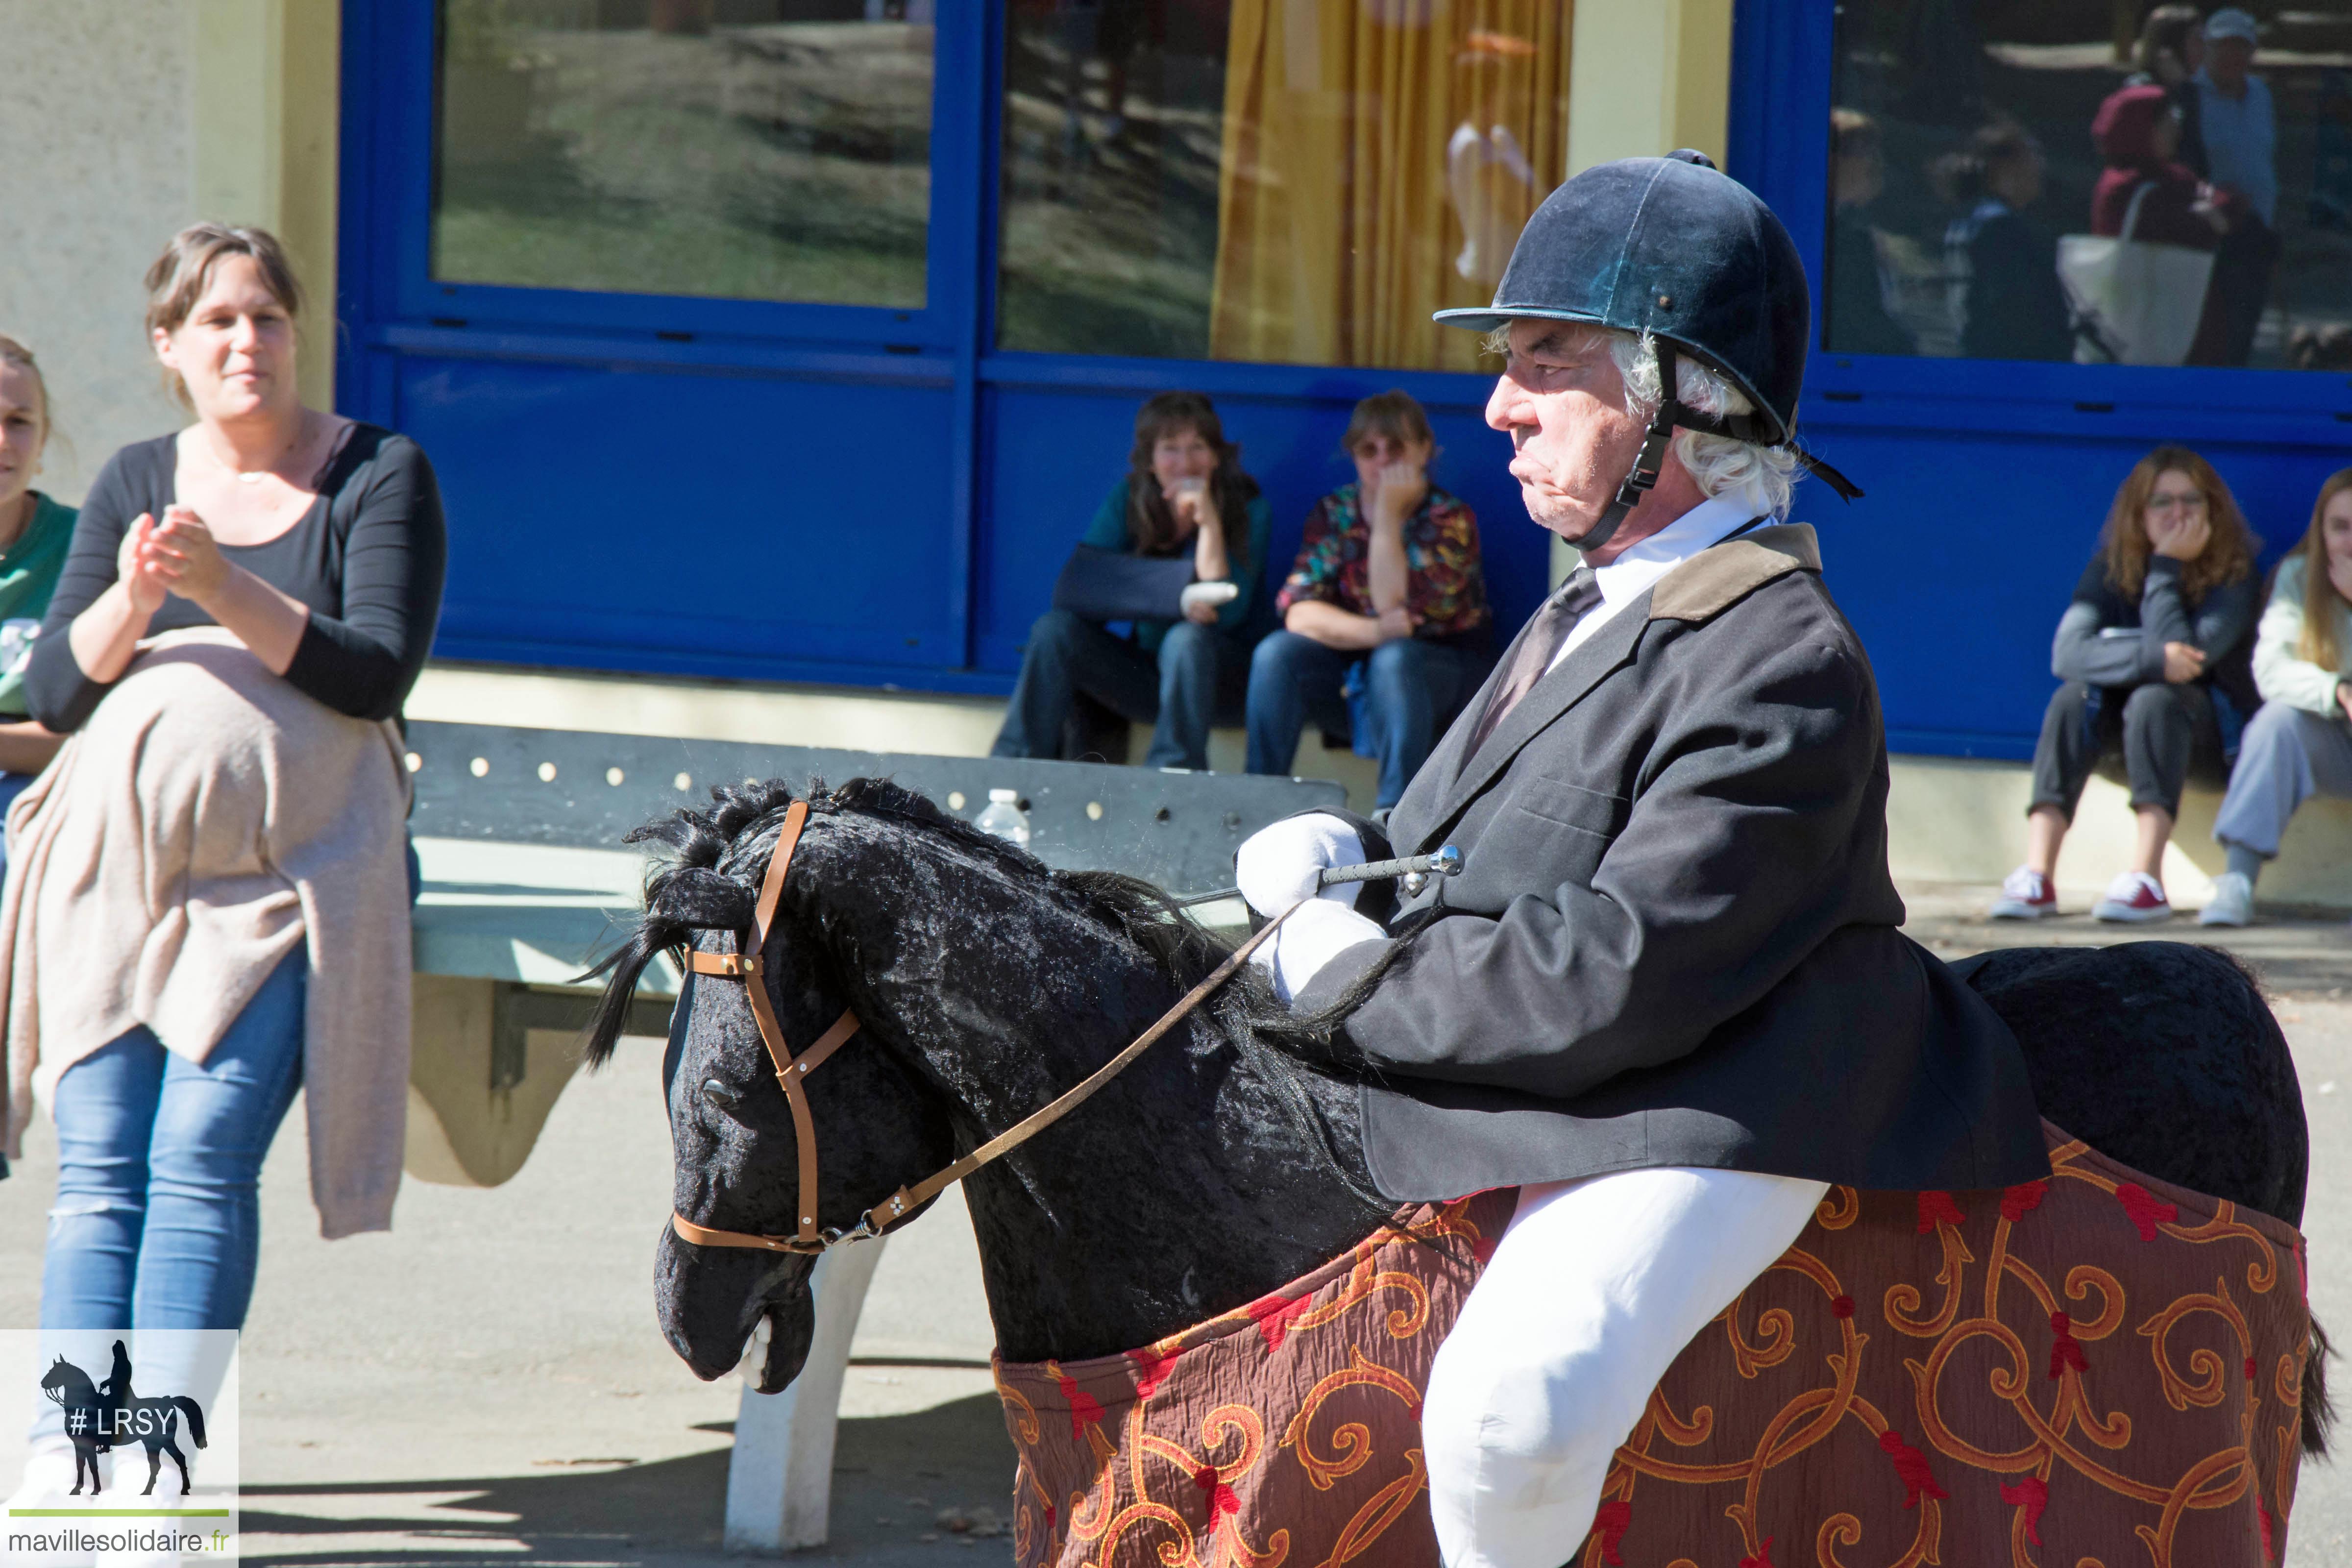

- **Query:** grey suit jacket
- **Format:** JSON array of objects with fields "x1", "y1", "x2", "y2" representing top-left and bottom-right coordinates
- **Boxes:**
[{"x1": 1295, "y1": 524, "x2": 2050, "y2": 1199}]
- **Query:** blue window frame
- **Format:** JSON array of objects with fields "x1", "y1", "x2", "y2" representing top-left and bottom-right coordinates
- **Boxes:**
[
  {"x1": 346, "y1": 2, "x2": 987, "y2": 348},
  {"x1": 1731, "y1": 0, "x2": 2352, "y2": 424},
  {"x1": 336, "y1": 0, "x2": 1549, "y2": 698},
  {"x1": 1729, "y1": 0, "x2": 2352, "y2": 759}
]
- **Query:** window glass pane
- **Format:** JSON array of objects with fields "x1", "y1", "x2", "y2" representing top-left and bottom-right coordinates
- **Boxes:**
[
  {"x1": 996, "y1": 1, "x2": 1570, "y2": 371},
  {"x1": 1824, "y1": 4, "x2": 2352, "y2": 369},
  {"x1": 434, "y1": 0, "x2": 933, "y2": 308}
]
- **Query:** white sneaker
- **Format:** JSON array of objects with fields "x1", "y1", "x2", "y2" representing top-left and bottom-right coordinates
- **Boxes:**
[
  {"x1": 6, "y1": 1443, "x2": 97, "y2": 1507},
  {"x1": 1988, "y1": 866, "x2": 2057, "y2": 919},
  {"x1": 2092, "y1": 871, "x2": 2173, "y2": 923},
  {"x1": 2199, "y1": 871, "x2": 2254, "y2": 927}
]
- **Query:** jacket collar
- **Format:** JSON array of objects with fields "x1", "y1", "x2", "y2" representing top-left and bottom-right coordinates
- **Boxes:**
[{"x1": 1398, "y1": 514, "x2": 1820, "y2": 854}]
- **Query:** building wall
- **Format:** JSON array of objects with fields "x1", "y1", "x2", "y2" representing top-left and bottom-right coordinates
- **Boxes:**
[
  {"x1": 45, "y1": 0, "x2": 2334, "y2": 904},
  {"x1": 0, "y1": 0, "x2": 195, "y2": 502},
  {"x1": 0, "y1": 0, "x2": 339, "y2": 504}
]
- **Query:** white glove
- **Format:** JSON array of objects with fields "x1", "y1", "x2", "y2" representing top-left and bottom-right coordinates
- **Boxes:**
[
  {"x1": 1178, "y1": 581, "x2": 1238, "y2": 615},
  {"x1": 1235, "y1": 812, "x2": 1365, "y2": 917},
  {"x1": 1252, "y1": 899, "x2": 1385, "y2": 1004}
]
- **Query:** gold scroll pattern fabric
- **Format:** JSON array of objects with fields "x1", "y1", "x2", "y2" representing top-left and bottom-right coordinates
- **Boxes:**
[{"x1": 991, "y1": 1123, "x2": 2309, "y2": 1568}]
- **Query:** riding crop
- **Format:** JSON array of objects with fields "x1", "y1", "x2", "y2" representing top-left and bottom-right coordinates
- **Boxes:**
[{"x1": 1167, "y1": 844, "x2": 1463, "y2": 910}]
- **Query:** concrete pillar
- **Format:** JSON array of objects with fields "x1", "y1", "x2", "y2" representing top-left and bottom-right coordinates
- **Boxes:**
[
  {"x1": 191, "y1": 0, "x2": 341, "y2": 409},
  {"x1": 1544, "y1": 0, "x2": 1738, "y2": 589},
  {"x1": 723, "y1": 1239, "x2": 889, "y2": 1553},
  {"x1": 1565, "y1": 0, "x2": 1735, "y2": 176}
]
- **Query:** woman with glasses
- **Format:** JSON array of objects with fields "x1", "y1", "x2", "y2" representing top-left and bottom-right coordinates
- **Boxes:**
[{"x1": 1991, "y1": 446, "x2": 2260, "y2": 922}]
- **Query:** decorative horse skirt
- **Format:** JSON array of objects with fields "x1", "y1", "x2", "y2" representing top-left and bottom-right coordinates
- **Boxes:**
[{"x1": 992, "y1": 1123, "x2": 2309, "y2": 1567}]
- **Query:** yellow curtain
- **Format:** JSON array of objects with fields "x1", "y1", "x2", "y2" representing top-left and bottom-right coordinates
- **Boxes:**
[{"x1": 1208, "y1": 0, "x2": 1572, "y2": 372}]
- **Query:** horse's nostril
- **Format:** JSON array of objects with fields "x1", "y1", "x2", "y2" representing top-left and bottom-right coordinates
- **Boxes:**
[{"x1": 702, "y1": 1078, "x2": 743, "y2": 1109}]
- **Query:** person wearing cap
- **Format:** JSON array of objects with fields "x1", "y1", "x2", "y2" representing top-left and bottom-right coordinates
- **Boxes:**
[
  {"x1": 2193, "y1": 7, "x2": 2280, "y2": 365},
  {"x1": 1231, "y1": 152, "x2": 2047, "y2": 1567}
]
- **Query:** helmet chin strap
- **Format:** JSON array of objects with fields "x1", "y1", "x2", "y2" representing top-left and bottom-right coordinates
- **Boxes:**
[
  {"x1": 1568, "y1": 338, "x2": 1685, "y2": 558},
  {"x1": 1567, "y1": 337, "x2": 1866, "y2": 557}
]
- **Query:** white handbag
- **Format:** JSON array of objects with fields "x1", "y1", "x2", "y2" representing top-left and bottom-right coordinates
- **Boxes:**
[{"x1": 2057, "y1": 182, "x2": 2216, "y2": 366}]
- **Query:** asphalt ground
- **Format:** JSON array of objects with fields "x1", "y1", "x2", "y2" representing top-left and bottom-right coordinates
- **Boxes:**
[{"x1": 0, "y1": 883, "x2": 2348, "y2": 1564}]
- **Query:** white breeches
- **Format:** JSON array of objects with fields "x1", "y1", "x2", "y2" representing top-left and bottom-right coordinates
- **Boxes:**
[{"x1": 1421, "y1": 1166, "x2": 1831, "y2": 1568}]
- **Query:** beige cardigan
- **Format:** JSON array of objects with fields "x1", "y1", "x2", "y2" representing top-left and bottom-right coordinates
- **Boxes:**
[{"x1": 1, "y1": 629, "x2": 413, "y2": 1238}]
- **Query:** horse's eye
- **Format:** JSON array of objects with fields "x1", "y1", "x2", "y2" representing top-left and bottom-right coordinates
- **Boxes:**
[{"x1": 702, "y1": 1078, "x2": 744, "y2": 1110}]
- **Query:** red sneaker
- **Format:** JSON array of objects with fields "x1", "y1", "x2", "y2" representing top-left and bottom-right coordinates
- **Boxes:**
[
  {"x1": 1988, "y1": 866, "x2": 2056, "y2": 920},
  {"x1": 2092, "y1": 871, "x2": 2172, "y2": 923}
]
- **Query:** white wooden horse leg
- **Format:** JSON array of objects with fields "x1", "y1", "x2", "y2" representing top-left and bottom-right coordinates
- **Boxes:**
[{"x1": 723, "y1": 1237, "x2": 888, "y2": 1553}]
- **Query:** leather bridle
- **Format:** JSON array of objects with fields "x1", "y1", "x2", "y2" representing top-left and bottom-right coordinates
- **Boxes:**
[{"x1": 670, "y1": 799, "x2": 1295, "y2": 1257}]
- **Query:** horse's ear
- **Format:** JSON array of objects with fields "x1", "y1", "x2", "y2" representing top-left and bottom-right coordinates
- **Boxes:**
[{"x1": 650, "y1": 866, "x2": 757, "y2": 931}]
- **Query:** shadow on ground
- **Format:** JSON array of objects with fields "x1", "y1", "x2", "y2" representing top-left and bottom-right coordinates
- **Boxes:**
[
  {"x1": 1901, "y1": 879, "x2": 2352, "y2": 994},
  {"x1": 241, "y1": 1397, "x2": 1016, "y2": 1567}
]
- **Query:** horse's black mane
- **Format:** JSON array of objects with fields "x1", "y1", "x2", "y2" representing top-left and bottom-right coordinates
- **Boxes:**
[{"x1": 581, "y1": 775, "x2": 1302, "y2": 1066}]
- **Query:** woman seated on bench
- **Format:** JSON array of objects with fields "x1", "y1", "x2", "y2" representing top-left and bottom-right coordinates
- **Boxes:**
[
  {"x1": 991, "y1": 392, "x2": 1270, "y2": 772},
  {"x1": 1244, "y1": 391, "x2": 1492, "y2": 811},
  {"x1": 2202, "y1": 467, "x2": 2352, "y2": 925},
  {"x1": 1991, "y1": 445, "x2": 2258, "y2": 923}
]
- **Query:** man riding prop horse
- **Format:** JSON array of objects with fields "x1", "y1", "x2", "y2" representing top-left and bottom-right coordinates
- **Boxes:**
[
  {"x1": 589, "y1": 151, "x2": 2317, "y2": 1568},
  {"x1": 1228, "y1": 149, "x2": 2053, "y2": 1567}
]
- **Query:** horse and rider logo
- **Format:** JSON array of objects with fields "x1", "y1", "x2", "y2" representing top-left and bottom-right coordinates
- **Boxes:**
[{"x1": 36, "y1": 1341, "x2": 208, "y2": 1496}]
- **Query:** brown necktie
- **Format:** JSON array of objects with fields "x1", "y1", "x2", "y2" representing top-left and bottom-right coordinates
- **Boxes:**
[{"x1": 1466, "y1": 567, "x2": 1603, "y2": 760}]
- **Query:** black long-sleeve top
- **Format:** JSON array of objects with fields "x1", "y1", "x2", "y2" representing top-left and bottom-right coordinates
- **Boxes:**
[
  {"x1": 28, "y1": 424, "x2": 447, "y2": 731},
  {"x1": 2050, "y1": 553, "x2": 2257, "y2": 690}
]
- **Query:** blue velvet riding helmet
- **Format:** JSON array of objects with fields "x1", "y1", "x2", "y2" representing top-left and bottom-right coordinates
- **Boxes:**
[
  {"x1": 1436, "y1": 150, "x2": 1853, "y2": 550},
  {"x1": 1434, "y1": 149, "x2": 1810, "y2": 445}
]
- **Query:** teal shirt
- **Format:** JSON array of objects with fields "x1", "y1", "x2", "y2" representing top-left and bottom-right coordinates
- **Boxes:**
[
  {"x1": 0, "y1": 493, "x2": 74, "y2": 718},
  {"x1": 1079, "y1": 477, "x2": 1271, "y2": 652}
]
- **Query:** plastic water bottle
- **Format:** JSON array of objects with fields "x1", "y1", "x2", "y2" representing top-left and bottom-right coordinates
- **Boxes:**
[{"x1": 973, "y1": 787, "x2": 1031, "y2": 848}]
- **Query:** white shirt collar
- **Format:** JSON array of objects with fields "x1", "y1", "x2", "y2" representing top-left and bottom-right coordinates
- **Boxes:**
[
  {"x1": 1590, "y1": 483, "x2": 1772, "y2": 606},
  {"x1": 1548, "y1": 483, "x2": 1775, "y2": 669}
]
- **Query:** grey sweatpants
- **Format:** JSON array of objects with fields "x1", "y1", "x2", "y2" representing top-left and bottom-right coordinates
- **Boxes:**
[{"x1": 2212, "y1": 700, "x2": 2352, "y2": 858}]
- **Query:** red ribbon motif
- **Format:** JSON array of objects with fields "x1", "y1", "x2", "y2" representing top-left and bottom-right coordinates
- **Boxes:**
[
  {"x1": 1056, "y1": 1374, "x2": 1104, "y2": 1439},
  {"x1": 1916, "y1": 1190, "x2": 1967, "y2": 1234},
  {"x1": 2049, "y1": 1311, "x2": 2089, "y2": 1380},
  {"x1": 2002, "y1": 1179, "x2": 2049, "y2": 1222},
  {"x1": 1999, "y1": 1475, "x2": 2049, "y2": 1545},
  {"x1": 2116, "y1": 1181, "x2": 2179, "y2": 1241},
  {"x1": 1128, "y1": 1346, "x2": 1180, "y2": 1398},
  {"x1": 1191, "y1": 1463, "x2": 1240, "y2": 1519},
  {"x1": 1879, "y1": 1429, "x2": 1950, "y2": 1509},
  {"x1": 1245, "y1": 1291, "x2": 1314, "y2": 1352},
  {"x1": 1587, "y1": 1499, "x2": 1632, "y2": 1565}
]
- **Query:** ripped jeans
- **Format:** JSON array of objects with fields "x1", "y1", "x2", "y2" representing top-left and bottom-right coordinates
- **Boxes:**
[{"x1": 39, "y1": 951, "x2": 305, "y2": 1338}]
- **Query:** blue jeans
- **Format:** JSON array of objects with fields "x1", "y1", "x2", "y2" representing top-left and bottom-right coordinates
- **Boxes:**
[
  {"x1": 40, "y1": 950, "x2": 306, "y2": 1336},
  {"x1": 992, "y1": 609, "x2": 1241, "y2": 771},
  {"x1": 1245, "y1": 632, "x2": 1487, "y2": 808}
]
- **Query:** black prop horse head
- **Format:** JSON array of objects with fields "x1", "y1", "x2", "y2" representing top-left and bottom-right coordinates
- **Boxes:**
[{"x1": 584, "y1": 777, "x2": 1386, "y2": 1393}]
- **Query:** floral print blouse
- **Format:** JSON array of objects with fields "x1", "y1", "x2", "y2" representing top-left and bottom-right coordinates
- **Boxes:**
[{"x1": 1275, "y1": 484, "x2": 1490, "y2": 641}]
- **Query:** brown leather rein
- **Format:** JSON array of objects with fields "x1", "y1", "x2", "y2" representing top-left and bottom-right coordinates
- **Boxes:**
[{"x1": 670, "y1": 799, "x2": 1294, "y2": 1257}]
